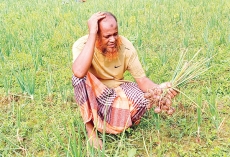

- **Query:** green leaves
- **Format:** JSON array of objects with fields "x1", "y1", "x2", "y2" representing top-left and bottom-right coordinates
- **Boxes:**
[
  {"x1": 171, "y1": 49, "x2": 213, "y2": 88},
  {"x1": 14, "y1": 69, "x2": 35, "y2": 100}
]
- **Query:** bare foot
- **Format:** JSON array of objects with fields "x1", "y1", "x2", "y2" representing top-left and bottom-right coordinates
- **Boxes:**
[
  {"x1": 87, "y1": 134, "x2": 103, "y2": 150},
  {"x1": 85, "y1": 121, "x2": 103, "y2": 150}
]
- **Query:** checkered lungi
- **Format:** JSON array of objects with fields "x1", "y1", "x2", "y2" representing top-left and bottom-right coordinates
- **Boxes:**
[{"x1": 72, "y1": 72, "x2": 149, "y2": 134}]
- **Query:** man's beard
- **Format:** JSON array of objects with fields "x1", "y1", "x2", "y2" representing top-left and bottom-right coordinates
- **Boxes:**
[{"x1": 95, "y1": 37, "x2": 121, "y2": 61}]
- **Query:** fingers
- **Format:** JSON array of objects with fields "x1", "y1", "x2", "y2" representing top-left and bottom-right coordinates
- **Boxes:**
[
  {"x1": 88, "y1": 12, "x2": 106, "y2": 34},
  {"x1": 167, "y1": 88, "x2": 179, "y2": 99},
  {"x1": 95, "y1": 11, "x2": 106, "y2": 19}
]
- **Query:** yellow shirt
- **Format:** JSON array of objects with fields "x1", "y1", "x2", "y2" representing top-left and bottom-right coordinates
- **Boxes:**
[{"x1": 72, "y1": 35, "x2": 146, "y2": 88}]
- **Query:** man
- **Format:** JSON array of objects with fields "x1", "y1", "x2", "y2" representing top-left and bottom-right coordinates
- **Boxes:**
[{"x1": 72, "y1": 12, "x2": 178, "y2": 149}]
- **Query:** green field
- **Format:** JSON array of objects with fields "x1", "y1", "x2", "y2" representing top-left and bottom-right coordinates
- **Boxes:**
[{"x1": 0, "y1": 0, "x2": 229, "y2": 156}]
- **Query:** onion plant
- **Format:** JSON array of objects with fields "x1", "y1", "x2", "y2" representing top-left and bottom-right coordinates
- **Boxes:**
[
  {"x1": 3, "y1": 75, "x2": 12, "y2": 96},
  {"x1": 196, "y1": 89, "x2": 202, "y2": 142},
  {"x1": 151, "y1": 49, "x2": 214, "y2": 114},
  {"x1": 207, "y1": 86, "x2": 220, "y2": 130},
  {"x1": 171, "y1": 49, "x2": 213, "y2": 89},
  {"x1": 46, "y1": 65, "x2": 53, "y2": 98},
  {"x1": 14, "y1": 69, "x2": 35, "y2": 100}
]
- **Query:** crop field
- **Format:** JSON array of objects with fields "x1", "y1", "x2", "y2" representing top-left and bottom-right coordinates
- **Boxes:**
[{"x1": 0, "y1": 0, "x2": 229, "y2": 156}]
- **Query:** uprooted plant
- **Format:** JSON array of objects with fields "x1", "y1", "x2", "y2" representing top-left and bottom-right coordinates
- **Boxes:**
[{"x1": 146, "y1": 48, "x2": 214, "y2": 115}]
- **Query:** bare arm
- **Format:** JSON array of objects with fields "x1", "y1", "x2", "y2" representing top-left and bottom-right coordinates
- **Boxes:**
[
  {"x1": 72, "y1": 12, "x2": 105, "y2": 78},
  {"x1": 72, "y1": 34, "x2": 97, "y2": 78},
  {"x1": 135, "y1": 76, "x2": 178, "y2": 98},
  {"x1": 135, "y1": 76, "x2": 158, "y2": 92}
]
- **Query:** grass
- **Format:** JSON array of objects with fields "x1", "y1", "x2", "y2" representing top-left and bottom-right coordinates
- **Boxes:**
[{"x1": 0, "y1": 0, "x2": 230, "y2": 156}]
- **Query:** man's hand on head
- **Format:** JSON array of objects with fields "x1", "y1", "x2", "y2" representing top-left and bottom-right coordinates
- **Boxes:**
[{"x1": 87, "y1": 12, "x2": 106, "y2": 34}]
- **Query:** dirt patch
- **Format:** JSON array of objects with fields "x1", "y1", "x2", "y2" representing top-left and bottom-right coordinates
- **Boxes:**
[{"x1": 0, "y1": 94, "x2": 20, "y2": 107}]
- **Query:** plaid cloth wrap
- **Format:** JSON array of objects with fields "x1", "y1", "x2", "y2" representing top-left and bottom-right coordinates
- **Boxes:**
[{"x1": 72, "y1": 72, "x2": 149, "y2": 134}]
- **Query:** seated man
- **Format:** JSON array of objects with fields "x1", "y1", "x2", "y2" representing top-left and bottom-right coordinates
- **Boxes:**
[{"x1": 72, "y1": 12, "x2": 178, "y2": 149}]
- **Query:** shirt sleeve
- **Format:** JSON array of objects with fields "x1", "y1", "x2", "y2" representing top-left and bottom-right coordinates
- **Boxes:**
[
  {"x1": 72, "y1": 35, "x2": 88, "y2": 62},
  {"x1": 126, "y1": 47, "x2": 146, "y2": 79}
]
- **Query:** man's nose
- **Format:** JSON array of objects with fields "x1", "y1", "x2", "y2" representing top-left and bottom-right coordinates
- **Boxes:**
[{"x1": 109, "y1": 36, "x2": 115, "y2": 42}]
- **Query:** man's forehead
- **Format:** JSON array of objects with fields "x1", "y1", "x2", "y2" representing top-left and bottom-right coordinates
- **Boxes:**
[
  {"x1": 99, "y1": 16, "x2": 118, "y2": 32},
  {"x1": 100, "y1": 16, "x2": 116, "y2": 23}
]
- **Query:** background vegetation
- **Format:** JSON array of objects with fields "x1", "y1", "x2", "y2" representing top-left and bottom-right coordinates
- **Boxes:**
[{"x1": 0, "y1": 0, "x2": 229, "y2": 156}]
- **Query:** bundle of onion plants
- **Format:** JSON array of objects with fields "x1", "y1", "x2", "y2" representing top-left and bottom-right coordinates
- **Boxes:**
[{"x1": 149, "y1": 49, "x2": 213, "y2": 115}]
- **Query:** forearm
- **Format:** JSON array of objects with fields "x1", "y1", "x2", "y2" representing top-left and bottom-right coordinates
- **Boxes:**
[
  {"x1": 72, "y1": 34, "x2": 97, "y2": 78},
  {"x1": 136, "y1": 77, "x2": 178, "y2": 100},
  {"x1": 135, "y1": 77, "x2": 158, "y2": 92}
]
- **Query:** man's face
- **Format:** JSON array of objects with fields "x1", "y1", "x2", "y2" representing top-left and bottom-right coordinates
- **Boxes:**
[{"x1": 97, "y1": 16, "x2": 119, "y2": 55}]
